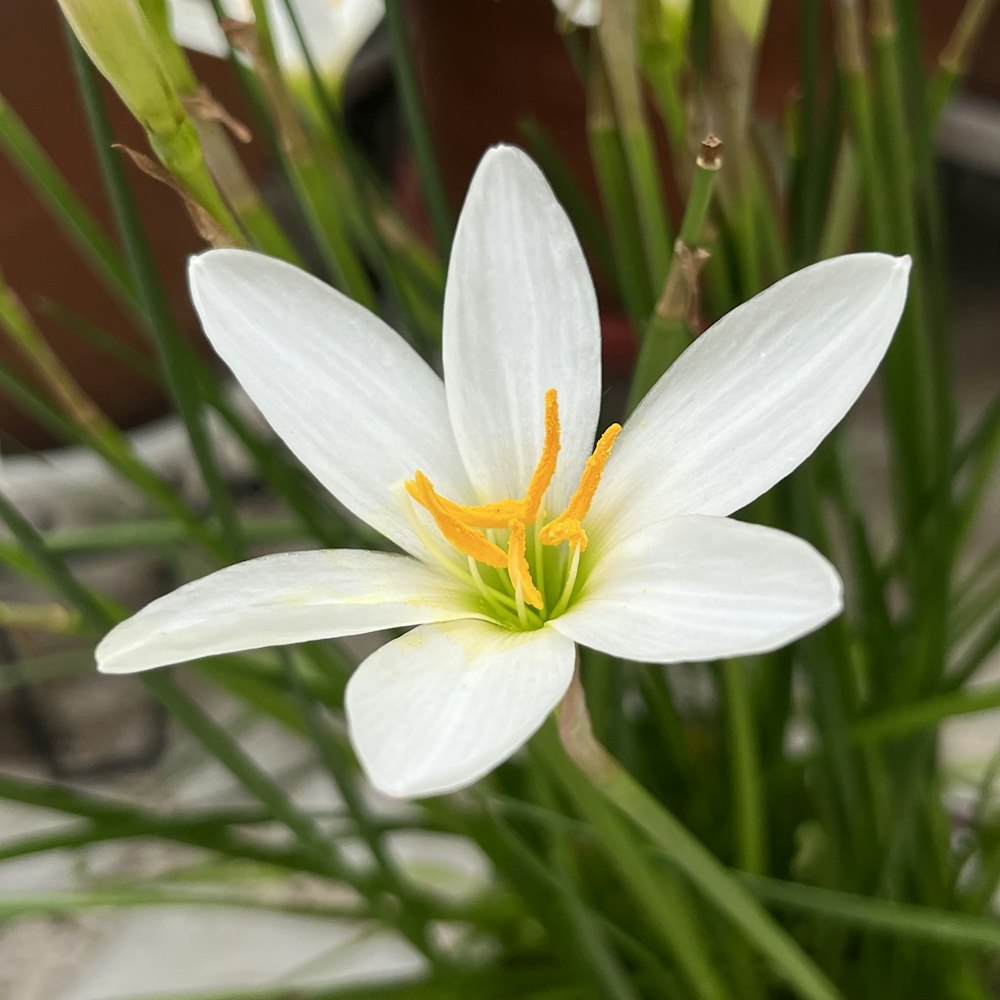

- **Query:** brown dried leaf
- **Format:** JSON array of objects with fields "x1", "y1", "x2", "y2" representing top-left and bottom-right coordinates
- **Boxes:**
[
  {"x1": 113, "y1": 144, "x2": 238, "y2": 248},
  {"x1": 183, "y1": 88, "x2": 252, "y2": 144}
]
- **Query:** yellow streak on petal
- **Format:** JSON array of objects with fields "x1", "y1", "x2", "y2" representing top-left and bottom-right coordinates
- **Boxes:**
[
  {"x1": 406, "y1": 472, "x2": 508, "y2": 568},
  {"x1": 539, "y1": 423, "x2": 622, "y2": 550},
  {"x1": 507, "y1": 519, "x2": 544, "y2": 609}
]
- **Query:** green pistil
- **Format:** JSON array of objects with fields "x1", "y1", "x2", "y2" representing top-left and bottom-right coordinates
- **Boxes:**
[{"x1": 463, "y1": 521, "x2": 585, "y2": 631}]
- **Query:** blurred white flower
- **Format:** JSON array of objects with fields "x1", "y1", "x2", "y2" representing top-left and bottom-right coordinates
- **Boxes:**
[
  {"x1": 168, "y1": 0, "x2": 383, "y2": 81},
  {"x1": 96, "y1": 146, "x2": 910, "y2": 800},
  {"x1": 553, "y1": 0, "x2": 602, "y2": 27}
]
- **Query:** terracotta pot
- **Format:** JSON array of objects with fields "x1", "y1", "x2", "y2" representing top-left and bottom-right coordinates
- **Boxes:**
[{"x1": 0, "y1": 0, "x2": 265, "y2": 450}]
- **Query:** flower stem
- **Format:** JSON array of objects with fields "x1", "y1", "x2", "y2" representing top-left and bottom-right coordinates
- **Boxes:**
[
  {"x1": 927, "y1": 0, "x2": 997, "y2": 121},
  {"x1": 556, "y1": 670, "x2": 845, "y2": 1000},
  {"x1": 597, "y1": 0, "x2": 672, "y2": 289},
  {"x1": 722, "y1": 658, "x2": 766, "y2": 874},
  {"x1": 587, "y1": 56, "x2": 655, "y2": 326},
  {"x1": 627, "y1": 136, "x2": 721, "y2": 412}
]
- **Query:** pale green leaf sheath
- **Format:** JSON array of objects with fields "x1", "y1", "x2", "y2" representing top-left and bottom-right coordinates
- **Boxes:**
[{"x1": 97, "y1": 145, "x2": 911, "y2": 799}]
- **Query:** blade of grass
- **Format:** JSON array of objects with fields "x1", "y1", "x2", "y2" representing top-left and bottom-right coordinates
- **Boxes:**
[
  {"x1": 556, "y1": 673, "x2": 845, "y2": 1000},
  {"x1": 739, "y1": 872, "x2": 1000, "y2": 951},
  {"x1": 0, "y1": 95, "x2": 137, "y2": 314}
]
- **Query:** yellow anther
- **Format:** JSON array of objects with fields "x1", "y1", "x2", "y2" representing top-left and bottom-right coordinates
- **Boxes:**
[
  {"x1": 537, "y1": 516, "x2": 588, "y2": 551},
  {"x1": 507, "y1": 520, "x2": 544, "y2": 610},
  {"x1": 413, "y1": 388, "x2": 560, "y2": 531},
  {"x1": 406, "y1": 472, "x2": 508, "y2": 568},
  {"x1": 523, "y1": 388, "x2": 561, "y2": 521},
  {"x1": 405, "y1": 390, "x2": 618, "y2": 612},
  {"x1": 539, "y1": 423, "x2": 622, "y2": 551}
]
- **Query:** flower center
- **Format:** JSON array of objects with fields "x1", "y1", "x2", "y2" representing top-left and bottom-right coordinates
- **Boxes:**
[{"x1": 405, "y1": 389, "x2": 620, "y2": 628}]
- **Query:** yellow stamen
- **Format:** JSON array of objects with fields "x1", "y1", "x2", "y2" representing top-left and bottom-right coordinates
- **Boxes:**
[
  {"x1": 406, "y1": 472, "x2": 508, "y2": 568},
  {"x1": 523, "y1": 388, "x2": 561, "y2": 521},
  {"x1": 506, "y1": 520, "x2": 543, "y2": 610},
  {"x1": 539, "y1": 423, "x2": 622, "y2": 551},
  {"x1": 432, "y1": 493, "x2": 525, "y2": 529},
  {"x1": 405, "y1": 389, "x2": 617, "y2": 619},
  {"x1": 412, "y1": 389, "x2": 561, "y2": 531}
]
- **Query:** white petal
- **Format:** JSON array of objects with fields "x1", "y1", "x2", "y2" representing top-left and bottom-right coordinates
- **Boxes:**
[
  {"x1": 589, "y1": 254, "x2": 911, "y2": 546},
  {"x1": 267, "y1": 0, "x2": 385, "y2": 79},
  {"x1": 551, "y1": 516, "x2": 842, "y2": 663},
  {"x1": 167, "y1": 0, "x2": 231, "y2": 58},
  {"x1": 189, "y1": 250, "x2": 471, "y2": 558},
  {"x1": 97, "y1": 550, "x2": 479, "y2": 675},
  {"x1": 443, "y1": 146, "x2": 601, "y2": 511},
  {"x1": 552, "y1": 0, "x2": 602, "y2": 26},
  {"x1": 346, "y1": 619, "x2": 575, "y2": 798}
]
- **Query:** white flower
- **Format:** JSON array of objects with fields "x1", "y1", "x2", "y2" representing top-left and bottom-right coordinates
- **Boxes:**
[
  {"x1": 168, "y1": 0, "x2": 383, "y2": 81},
  {"x1": 96, "y1": 146, "x2": 910, "y2": 799}
]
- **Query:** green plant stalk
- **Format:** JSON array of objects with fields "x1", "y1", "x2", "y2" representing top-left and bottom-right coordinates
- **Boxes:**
[
  {"x1": 0, "y1": 273, "x2": 108, "y2": 436},
  {"x1": 927, "y1": 0, "x2": 997, "y2": 120},
  {"x1": 523, "y1": 763, "x2": 645, "y2": 1000},
  {"x1": 533, "y1": 727, "x2": 732, "y2": 1000},
  {"x1": 621, "y1": 129, "x2": 674, "y2": 286},
  {"x1": 67, "y1": 30, "x2": 243, "y2": 561},
  {"x1": 0, "y1": 285, "x2": 225, "y2": 557},
  {"x1": 241, "y1": 31, "x2": 375, "y2": 307},
  {"x1": 870, "y1": 3, "x2": 956, "y2": 705},
  {"x1": 0, "y1": 889, "x2": 369, "y2": 922},
  {"x1": 458, "y1": 804, "x2": 645, "y2": 991},
  {"x1": 723, "y1": 659, "x2": 766, "y2": 874},
  {"x1": 272, "y1": 0, "x2": 443, "y2": 348},
  {"x1": 627, "y1": 137, "x2": 720, "y2": 410},
  {"x1": 783, "y1": 677, "x2": 1000, "y2": 754},
  {"x1": 0, "y1": 96, "x2": 137, "y2": 313},
  {"x1": 626, "y1": 314, "x2": 689, "y2": 413},
  {"x1": 556, "y1": 671, "x2": 845, "y2": 1000},
  {"x1": 871, "y1": 8, "x2": 948, "y2": 487},
  {"x1": 296, "y1": 151, "x2": 377, "y2": 307},
  {"x1": 739, "y1": 873, "x2": 1000, "y2": 951},
  {"x1": 731, "y1": 180, "x2": 763, "y2": 297},
  {"x1": 641, "y1": 58, "x2": 686, "y2": 148},
  {"x1": 819, "y1": 141, "x2": 860, "y2": 258},
  {"x1": 790, "y1": 0, "x2": 822, "y2": 262},
  {"x1": 518, "y1": 117, "x2": 618, "y2": 289},
  {"x1": 190, "y1": 114, "x2": 303, "y2": 264},
  {"x1": 752, "y1": 160, "x2": 788, "y2": 279},
  {"x1": 834, "y1": 0, "x2": 926, "y2": 529},
  {"x1": 384, "y1": 0, "x2": 453, "y2": 254},
  {"x1": 587, "y1": 62, "x2": 654, "y2": 326},
  {"x1": 597, "y1": 2, "x2": 673, "y2": 287},
  {"x1": 0, "y1": 776, "x2": 325, "y2": 874},
  {"x1": 274, "y1": 648, "x2": 450, "y2": 976},
  {"x1": 7, "y1": 280, "x2": 353, "y2": 556}
]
